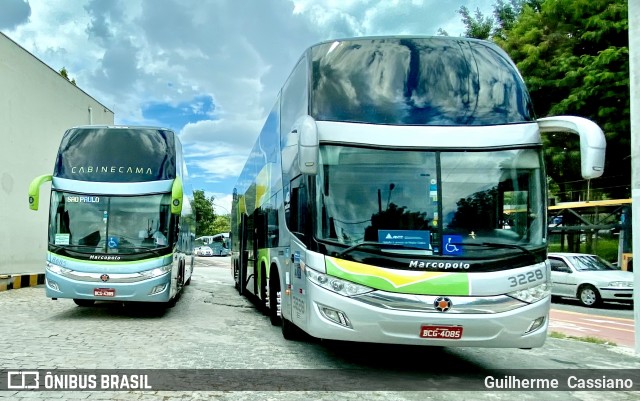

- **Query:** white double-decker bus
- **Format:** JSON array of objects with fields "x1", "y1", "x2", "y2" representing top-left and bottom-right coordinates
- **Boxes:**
[
  {"x1": 231, "y1": 36, "x2": 606, "y2": 347},
  {"x1": 29, "y1": 125, "x2": 195, "y2": 307}
]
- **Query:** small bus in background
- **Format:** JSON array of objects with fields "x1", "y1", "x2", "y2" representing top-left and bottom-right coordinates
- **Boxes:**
[{"x1": 196, "y1": 233, "x2": 230, "y2": 256}]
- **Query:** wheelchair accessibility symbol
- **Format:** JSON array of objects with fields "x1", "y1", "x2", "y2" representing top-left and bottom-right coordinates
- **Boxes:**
[
  {"x1": 108, "y1": 236, "x2": 119, "y2": 249},
  {"x1": 443, "y1": 235, "x2": 462, "y2": 255}
]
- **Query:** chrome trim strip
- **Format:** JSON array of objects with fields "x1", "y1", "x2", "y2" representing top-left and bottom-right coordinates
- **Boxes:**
[
  {"x1": 316, "y1": 121, "x2": 541, "y2": 148},
  {"x1": 46, "y1": 268, "x2": 169, "y2": 283},
  {"x1": 352, "y1": 290, "x2": 526, "y2": 314},
  {"x1": 52, "y1": 178, "x2": 173, "y2": 195}
]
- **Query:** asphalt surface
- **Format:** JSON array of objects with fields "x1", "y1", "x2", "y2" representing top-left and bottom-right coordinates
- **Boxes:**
[{"x1": 0, "y1": 256, "x2": 638, "y2": 400}]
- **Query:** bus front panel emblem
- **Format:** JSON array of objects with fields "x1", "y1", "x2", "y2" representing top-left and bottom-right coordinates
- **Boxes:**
[
  {"x1": 100, "y1": 274, "x2": 110, "y2": 282},
  {"x1": 434, "y1": 297, "x2": 452, "y2": 312}
]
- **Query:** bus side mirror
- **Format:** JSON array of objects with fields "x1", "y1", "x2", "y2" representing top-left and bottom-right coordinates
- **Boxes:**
[
  {"x1": 297, "y1": 115, "x2": 318, "y2": 175},
  {"x1": 28, "y1": 174, "x2": 52, "y2": 211},
  {"x1": 171, "y1": 177, "x2": 183, "y2": 215},
  {"x1": 537, "y1": 116, "x2": 606, "y2": 179}
]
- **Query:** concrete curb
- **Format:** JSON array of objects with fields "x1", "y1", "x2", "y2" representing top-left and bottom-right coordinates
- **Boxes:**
[{"x1": 0, "y1": 273, "x2": 45, "y2": 292}]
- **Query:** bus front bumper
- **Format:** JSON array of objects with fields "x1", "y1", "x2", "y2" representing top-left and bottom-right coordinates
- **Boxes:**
[
  {"x1": 299, "y1": 284, "x2": 550, "y2": 348},
  {"x1": 45, "y1": 269, "x2": 172, "y2": 303}
]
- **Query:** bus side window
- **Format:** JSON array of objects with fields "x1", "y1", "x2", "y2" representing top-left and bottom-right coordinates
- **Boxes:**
[{"x1": 267, "y1": 204, "x2": 279, "y2": 248}]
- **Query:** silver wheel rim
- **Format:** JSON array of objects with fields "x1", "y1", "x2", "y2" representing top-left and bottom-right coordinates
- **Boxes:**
[{"x1": 580, "y1": 288, "x2": 596, "y2": 305}]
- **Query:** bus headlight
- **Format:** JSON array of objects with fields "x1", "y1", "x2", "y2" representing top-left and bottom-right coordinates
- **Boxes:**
[
  {"x1": 139, "y1": 264, "x2": 172, "y2": 278},
  {"x1": 46, "y1": 262, "x2": 71, "y2": 275},
  {"x1": 508, "y1": 282, "x2": 551, "y2": 304},
  {"x1": 306, "y1": 268, "x2": 373, "y2": 296}
]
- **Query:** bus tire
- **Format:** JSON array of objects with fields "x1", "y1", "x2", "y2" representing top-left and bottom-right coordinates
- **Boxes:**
[
  {"x1": 233, "y1": 262, "x2": 239, "y2": 290},
  {"x1": 165, "y1": 296, "x2": 177, "y2": 308},
  {"x1": 281, "y1": 315, "x2": 299, "y2": 341},
  {"x1": 73, "y1": 299, "x2": 95, "y2": 307},
  {"x1": 259, "y1": 264, "x2": 268, "y2": 313},
  {"x1": 238, "y1": 262, "x2": 246, "y2": 296},
  {"x1": 269, "y1": 269, "x2": 281, "y2": 326}
]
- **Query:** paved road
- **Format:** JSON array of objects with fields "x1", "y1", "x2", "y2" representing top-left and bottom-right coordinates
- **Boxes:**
[
  {"x1": 549, "y1": 309, "x2": 634, "y2": 347},
  {"x1": 0, "y1": 256, "x2": 638, "y2": 400},
  {"x1": 552, "y1": 297, "x2": 634, "y2": 320}
]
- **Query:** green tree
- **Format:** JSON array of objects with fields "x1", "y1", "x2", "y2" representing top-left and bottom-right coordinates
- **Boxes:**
[
  {"x1": 209, "y1": 214, "x2": 230, "y2": 234},
  {"x1": 495, "y1": 0, "x2": 629, "y2": 201},
  {"x1": 449, "y1": 0, "x2": 629, "y2": 201},
  {"x1": 192, "y1": 190, "x2": 216, "y2": 236},
  {"x1": 59, "y1": 67, "x2": 77, "y2": 86},
  {"x1": 458, "y1": 5, "x2": 494, "y2": 39}
]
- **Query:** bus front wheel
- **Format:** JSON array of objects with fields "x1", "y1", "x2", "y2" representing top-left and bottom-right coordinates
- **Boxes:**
[{"x1": 281, "y1": 314, "x2": 300, "y2": 341}]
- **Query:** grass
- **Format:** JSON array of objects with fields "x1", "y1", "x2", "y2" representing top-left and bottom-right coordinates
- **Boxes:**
[
  {"x1": 549, "y1": 331, "x2": 617, "y2": 346},
  {"x1": 547, "y1": 235, "x2": 620, "y2": 263}
]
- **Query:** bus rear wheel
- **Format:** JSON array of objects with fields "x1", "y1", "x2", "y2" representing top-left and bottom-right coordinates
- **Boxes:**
[
  {"x1": 238, "y1": 262, "x2": 247, "y2": 296},
  {"x1": 73, "y1": 299, "x2": 95, "y2": 307},
  {"x1": 269, "y1": 271, "x2": 281, "y2": 326}
]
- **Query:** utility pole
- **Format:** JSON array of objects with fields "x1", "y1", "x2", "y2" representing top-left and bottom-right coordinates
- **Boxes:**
[{"x1": 629, "y1": 0, "x2": 639, "y2": 355}]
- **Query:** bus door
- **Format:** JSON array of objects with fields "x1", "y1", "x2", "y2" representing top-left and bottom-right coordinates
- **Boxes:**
[
  {"x1": 254, "y1": 209, "x2": 268, "y2": 298},
  {"x1": 287, "y1": 176, "x2": 311, "y2": 330},
  {"x1": 246, "y1": 212, "x2": 259, "y2": 296}
]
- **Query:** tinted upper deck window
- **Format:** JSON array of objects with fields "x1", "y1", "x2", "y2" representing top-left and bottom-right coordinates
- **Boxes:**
[
  {"x1": 309, "y1": 37, "x2": 535, "y2": 126},
  {"x1": 54, "y1": 127, "x2": 177, "y2": 182}
]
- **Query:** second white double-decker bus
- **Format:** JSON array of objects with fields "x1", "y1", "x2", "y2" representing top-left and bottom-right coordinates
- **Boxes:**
[
  {"x1": 231, "y1": 36, "x2": 606, "y2": 347},
  {"x1": 29, "y1": 125, "x2": 195, "y2": 307}
]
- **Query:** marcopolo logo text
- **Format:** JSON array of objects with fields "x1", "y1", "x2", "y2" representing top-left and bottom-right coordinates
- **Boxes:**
[
  {"x1": 89, "y1": 255, "x2": 122, "y2": 261},
  {"x1": 409, "y1": 260, "x2": 470, "y2": 270}
]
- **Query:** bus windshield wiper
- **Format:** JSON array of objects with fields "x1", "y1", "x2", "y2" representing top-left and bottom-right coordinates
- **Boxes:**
[
  {"x1": 335, "y1": 241, "x2": 423, "y2": 258},
  {"x1": 51, "y1": 244, "x2": 96, "y2": 249},
  {"x1": 459, "y1": 242, "x2": 536, "y2": 257}
]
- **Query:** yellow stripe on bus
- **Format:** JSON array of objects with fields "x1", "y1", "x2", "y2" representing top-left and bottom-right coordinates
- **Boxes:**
[{"x1": 327, "y1": 256, "x2": 453, "y2": 288}]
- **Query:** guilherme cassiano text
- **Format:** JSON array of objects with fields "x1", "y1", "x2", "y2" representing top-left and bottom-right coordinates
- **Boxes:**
[{"x1": 485, "y1": 375, "x2": 634, "y2": 390}]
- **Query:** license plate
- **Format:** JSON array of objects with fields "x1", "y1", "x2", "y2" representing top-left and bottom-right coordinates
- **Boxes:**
[
  {"x1": 94, "y1": 288, "x2": 115, "y2": 297},
  {"x1": 420, "y1": 325, "x2": 463, "y2": 339}
]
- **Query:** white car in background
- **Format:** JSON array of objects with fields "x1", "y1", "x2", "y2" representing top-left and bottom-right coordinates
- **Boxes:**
[
  {"x1": 194, "y1": 246, "x2": 213, "y2": 257},
  {"x1": 548, "y1": 252, "x2": 633, "y2": 307}
]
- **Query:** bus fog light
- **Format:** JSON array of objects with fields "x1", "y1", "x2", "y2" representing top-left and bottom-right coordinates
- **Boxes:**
[
  {"x1": 47, "y1": 279, "x2": 59, "y2": 291},
  {"x1": 525, "y1": 316, "x2": 545, "y2": 334},
  {"x1": 149, "y1": 284, "x2": 167, "y2": 295},
  {"x1": 318, "y1": 304, "x2": 351, "y2": 328}
]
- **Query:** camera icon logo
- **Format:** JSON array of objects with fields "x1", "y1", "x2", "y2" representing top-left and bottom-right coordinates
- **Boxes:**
[{"x1": 7, "y1": 371, "x2": 40, "y2": 389}]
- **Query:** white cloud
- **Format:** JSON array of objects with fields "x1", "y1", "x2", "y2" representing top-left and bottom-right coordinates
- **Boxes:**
[{"x1": 3, "y1": 0, "x2": 495, "y2": 202}]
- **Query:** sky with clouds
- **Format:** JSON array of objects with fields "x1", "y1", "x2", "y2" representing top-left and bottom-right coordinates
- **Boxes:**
[{"x1": 1, "y1": 0, "x2": 494, "y2": 214}]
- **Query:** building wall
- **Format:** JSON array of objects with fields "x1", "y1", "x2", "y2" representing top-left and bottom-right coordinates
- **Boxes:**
[{"x1": 0, "y1": 32, "x2": 114, "y2": 274}]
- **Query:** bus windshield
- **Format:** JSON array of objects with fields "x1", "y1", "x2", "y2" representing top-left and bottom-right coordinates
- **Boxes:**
[
  {"x1": 49, "y1": 192, "x2": 172, "y2": 254},
  {"x1": 315, "y1": 145, "x2": 545, "y2": 256}
]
